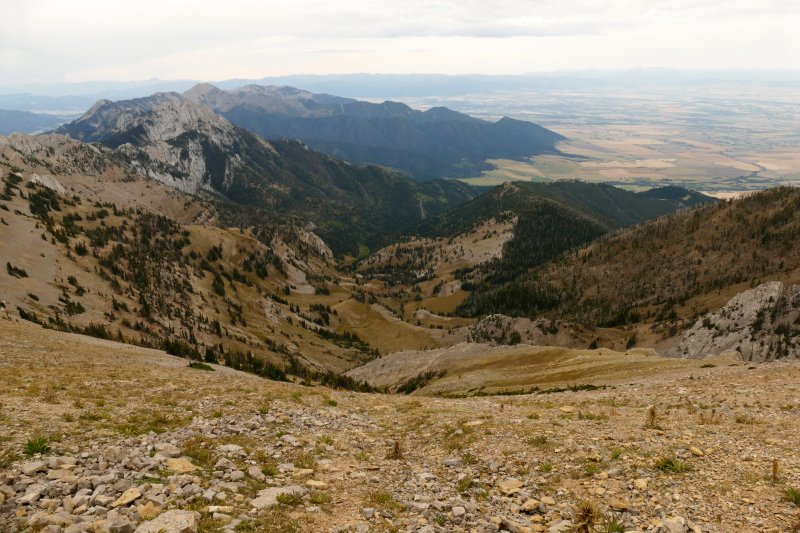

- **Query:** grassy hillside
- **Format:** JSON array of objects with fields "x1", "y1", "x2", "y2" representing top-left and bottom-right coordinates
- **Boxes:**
[{"x1": 0, "y1": 147, "x2": 456, "y2": 380}]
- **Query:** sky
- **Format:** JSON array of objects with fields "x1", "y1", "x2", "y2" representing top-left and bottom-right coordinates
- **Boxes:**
[{"x1": 2, "y1": 0, "x2": 799, "y2": 84}]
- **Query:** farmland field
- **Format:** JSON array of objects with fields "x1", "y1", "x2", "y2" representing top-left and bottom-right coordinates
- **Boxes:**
[{"x1": 399, "y1": 85, "x2": 800, "y2": 194}]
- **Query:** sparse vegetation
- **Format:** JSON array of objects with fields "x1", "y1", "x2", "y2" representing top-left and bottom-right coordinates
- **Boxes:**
[{"x1": 23, "y1": 438, "x2": 51, "y2": 456}]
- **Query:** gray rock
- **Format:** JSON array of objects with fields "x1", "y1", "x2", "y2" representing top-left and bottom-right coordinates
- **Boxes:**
[
  {"x1": 363, "y1": 507, "x2": 375, "y2": 518},
  {"x1": 21, "y1": 461, "x2": 47, "y2": 476},
  {"x1": 662, "y1": 518, "x2": 686, "y2": 533},
  {"x1": 108, "y1": 520, "x2": 135, "y2": 533},
  {"x1": 251, "y1": 485, "x2": 304, "y2": 510},
  {"x1": 666, "y1": 282, "x2": 800, "y2": 361},
  {"x1": 229, "y1": 471, "x2": 245, "y2": 482},
  {"x1": 247, "y1": 466, "x2": 265, "y2": 481},
  {"x1": 214, "y1": 458, "x2": 236, "y2": 470}
]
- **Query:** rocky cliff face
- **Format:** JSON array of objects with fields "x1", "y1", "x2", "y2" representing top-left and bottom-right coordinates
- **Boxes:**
[
  {"x1": 52, "y1": 92, "x2": 185, "y2": 142},
  {"x1": 108, "y1": 100, "x2": 273, "y2": 195},
  {"x1": 665, "y1": 281, "x2": 800, "y2": 361}
]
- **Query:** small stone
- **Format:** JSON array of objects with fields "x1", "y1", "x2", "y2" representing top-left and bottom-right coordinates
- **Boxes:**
[
  {"x1": 22, "y1": 461, "x2": 47, "y2": 475},
  {"x1": 214, "y1": 458, "x2": 236, "y2": 470},
  {"x1": 110, "y1": 488, "x2": 142, "y2": 508},
  {"x1": 559, "y1": 406, "x2": 576, "y2": 413},
  {"x1": 689, "y1": 447, "x2": 704, "y2": 457},
  {"x1": 136, "y1": 501, "x2": 162, "y2": 520},
  {"x1": 251, "y1": 485, "x2": 304, "y2": 510},
  {"x1": 521, "y1": 499, "x2": 539, "y2": 512},
  {"x1": 166, "y1": 458, "x2": 199, "y2": 473},
  {"x1": 609, "y1": 499, "x2": 629, "y2": 510},
  {"x1": 363, "y1": 507, "x2": 375, "y2": 519},
  {"x1": 248, "y1": 466, "x2": 265, "y2": 481},
  {"x1": 499, "y1": 479, "x2": 523, "y2": 495},
  {"x1": 452, "y1": 506, "x2": 466, "y2": 518},
  {"x1": 634, "y1": 478, "x2": 649, "y2": 490},
  {"x1": 540, "y1": 496, "x2": 555, "y2": 506},
  {"x1": 229, "y1": 470, "x2": 245, "y2": 482},
  {"x1": 108, "y1": 520, "x2": 135, "y2": 533},
  {"x1": 133, "y1": 510, "x2": 197, "y2": 533},
  {"x1": 306, "y1": 480, "x2": 328, "y2": 490}
]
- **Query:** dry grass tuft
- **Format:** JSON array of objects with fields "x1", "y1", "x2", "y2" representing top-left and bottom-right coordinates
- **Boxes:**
[{"x1": 568, "y1": 499, "x2": 602, "y2": 533}]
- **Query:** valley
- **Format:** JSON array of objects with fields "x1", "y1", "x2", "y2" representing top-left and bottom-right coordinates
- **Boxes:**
[
  {"x1": 396, "y1": 86, "x2": 800, "y2": 194},
  {"x1": 2, "y1": 80, "x2": 800, "y2": 533}
]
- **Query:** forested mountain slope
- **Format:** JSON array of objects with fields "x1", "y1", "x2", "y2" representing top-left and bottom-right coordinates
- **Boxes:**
[
  {"x1": 97, "y1": 100, "x2": 475, "y2": 257},
  {"x1": 458, "y1": 187, "x2": 800, "y2": 333}
]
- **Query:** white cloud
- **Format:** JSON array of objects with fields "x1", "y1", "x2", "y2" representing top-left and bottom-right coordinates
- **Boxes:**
[{"x1": 1, "y1": 0, "x2": 798, "y2": 83}]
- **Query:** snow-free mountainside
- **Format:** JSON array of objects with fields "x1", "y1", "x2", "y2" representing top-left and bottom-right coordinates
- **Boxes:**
[{"x1": 2, "y1": 84, "x2": 800, "y2": 533}]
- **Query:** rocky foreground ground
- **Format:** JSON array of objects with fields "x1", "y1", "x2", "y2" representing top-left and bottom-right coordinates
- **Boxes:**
[{"x1": 2, "y1": 320, "x2": 800, "y2": 533}]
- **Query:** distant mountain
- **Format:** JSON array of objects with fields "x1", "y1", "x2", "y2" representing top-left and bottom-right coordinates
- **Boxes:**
[
  {"x1": 100, "y1": 100, "x2": 476, "y2": 256},
  {"x1": 51, "y1": 83, "x2": 565, "y2": 181},
  {"x1": 0, "y1": 109, "x2": 70, "y2": 135}
]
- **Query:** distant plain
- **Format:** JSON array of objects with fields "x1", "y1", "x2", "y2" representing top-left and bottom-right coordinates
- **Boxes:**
[{"x1": 396, "y1": 85, "x2": 800, "y2": 194}]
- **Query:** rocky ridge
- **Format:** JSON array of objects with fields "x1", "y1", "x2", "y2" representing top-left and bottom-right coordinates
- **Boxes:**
[{"x1": 666, "y1": 282, "x2": 800, "y2": 361}]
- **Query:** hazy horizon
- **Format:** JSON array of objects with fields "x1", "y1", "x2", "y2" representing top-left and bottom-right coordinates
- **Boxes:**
[{"x1": 4, "y1": 1, "x2": 799, "y2": 86}]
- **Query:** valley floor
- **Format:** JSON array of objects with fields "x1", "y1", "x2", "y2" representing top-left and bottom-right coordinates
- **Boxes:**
[{"x1": 1, "y1": 319, "x2": 800, "y2": 533}]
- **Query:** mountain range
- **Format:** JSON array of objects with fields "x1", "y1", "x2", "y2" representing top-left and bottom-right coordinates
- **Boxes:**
[
  {"x1": 52, "y1": 83, "x2": 565, "y2": 181},
  {"x1": 3, "y1": 79, "x2": 793, "y2": 382}
]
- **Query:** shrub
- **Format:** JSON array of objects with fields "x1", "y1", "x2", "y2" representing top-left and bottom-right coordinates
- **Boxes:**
[
  {"x1": 784, "y1": 488, "x2": 800, "y2": 505},
  {"x1": 276, "y1": 491, "x2": 303, "y2": 506},
  {"x1": 6, "y1": 262, "x2": 28, "y2": 278},
  {"x1": 24, "y1": 438, "x2": 51, "y2": 456},
  {"x1": 568, "y1": 499, "x2": 601, "y2": 533},
  {"x1": 655, "y1": 457, "x2": 690, "y2": 473}
]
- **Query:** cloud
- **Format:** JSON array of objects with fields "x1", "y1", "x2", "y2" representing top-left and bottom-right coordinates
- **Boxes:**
[{"x1": 1, "y1": 0, "x2": 798, "y2": 83}]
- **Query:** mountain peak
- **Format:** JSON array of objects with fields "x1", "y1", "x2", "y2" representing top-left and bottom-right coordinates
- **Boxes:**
[{"x1": 130, "y1": 100, "x2": 233, "y2": 143}]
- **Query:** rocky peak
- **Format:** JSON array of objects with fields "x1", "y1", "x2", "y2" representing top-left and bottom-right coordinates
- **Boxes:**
[
  {"x1": 130, "y1": 100, "x2": 237, "y2": 145},
  {"x1": 52, "y1": 92, "x2": 185, "y2": 142}
]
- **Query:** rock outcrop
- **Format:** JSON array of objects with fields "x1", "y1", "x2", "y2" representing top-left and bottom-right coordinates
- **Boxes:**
[
  {"x1": 108, "y1": 100, "x2": 271, "y2": 195},
  {"x1": 665, "y1": 281, "x2": 800, "y2": 361},
  {"x1": 52, "y1": 92, "x2": 186, "y2": 142}
]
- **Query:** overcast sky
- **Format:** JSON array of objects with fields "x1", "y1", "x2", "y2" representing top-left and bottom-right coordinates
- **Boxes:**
[{"x1": 2, "y1": 0, "x2": 799, "y2": 84}]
